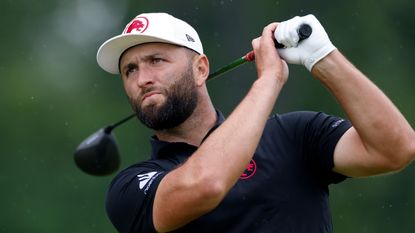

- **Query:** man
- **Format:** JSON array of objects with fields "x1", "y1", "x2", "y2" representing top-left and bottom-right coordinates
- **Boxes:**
[{"x1": 96, "y1": 12, "x2": 415, "y2": 233}]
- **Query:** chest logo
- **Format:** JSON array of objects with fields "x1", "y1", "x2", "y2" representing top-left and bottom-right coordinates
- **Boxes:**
[{"x1": 240, "y1": 159, "x2": 256, "y2": 180}]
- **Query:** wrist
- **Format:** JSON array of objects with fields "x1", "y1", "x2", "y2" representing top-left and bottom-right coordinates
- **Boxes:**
[
  {"x1": 305, "y1": 44, "x2": 336, "y2": 71},
  {"x1": 311, "y1": 49, "x2": 357, "y2": 87},
  {"x1": 311, "y1": 49, "x2": 341, "y2": 74}
]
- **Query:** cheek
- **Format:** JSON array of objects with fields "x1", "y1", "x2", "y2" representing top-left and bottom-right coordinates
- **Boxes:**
[{"x1": 123, "y1": 81, "x2": 138, "y2": 99}]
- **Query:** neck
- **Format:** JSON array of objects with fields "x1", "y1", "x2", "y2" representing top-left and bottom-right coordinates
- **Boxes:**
[{"x1": 154, "y1": 93, "x2": 216, "y2": 146}]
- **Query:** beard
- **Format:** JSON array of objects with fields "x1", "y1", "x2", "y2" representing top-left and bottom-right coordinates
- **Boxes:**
[{"x1": 129, "y1": 64, "x2": 198, "y2": 130}]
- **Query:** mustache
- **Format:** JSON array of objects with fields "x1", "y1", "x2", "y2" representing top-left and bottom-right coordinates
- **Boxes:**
[
  {"x1": 142, "y1": 86, "x2": 157, "y2": 95},
  {"x1": 138, "y1": 86, "x2": 165, "y2": 102}
]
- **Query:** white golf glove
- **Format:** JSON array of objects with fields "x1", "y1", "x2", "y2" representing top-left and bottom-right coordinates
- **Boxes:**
[{"x1": 274, "y1": 14, "x2": 336, "y2": 71}]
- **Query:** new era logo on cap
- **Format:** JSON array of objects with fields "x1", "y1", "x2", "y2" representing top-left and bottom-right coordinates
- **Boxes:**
[{"x1": 186, "y1": 34, "x2": 195, "y2": 42}]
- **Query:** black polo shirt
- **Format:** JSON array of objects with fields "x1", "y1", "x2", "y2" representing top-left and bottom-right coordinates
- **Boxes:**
[{"x1": 106, "y1": 110, "x2": 352, "y2": 233}]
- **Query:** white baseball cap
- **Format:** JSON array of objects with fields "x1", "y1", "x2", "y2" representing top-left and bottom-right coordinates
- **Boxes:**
[{"x1": 96, "y1": 12, "x2": 204, "y2": 74}]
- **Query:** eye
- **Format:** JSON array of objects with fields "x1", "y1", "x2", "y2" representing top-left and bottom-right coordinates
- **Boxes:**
[
  {"x1": 151, "y1": 57, "x2": 164, "y2": 65},
  {"x1": 125, "y1": 68, "x2": 135, "y2": 76},
  {"x1": 124, "y1": 64, "x2": 138, "y2": 77}
]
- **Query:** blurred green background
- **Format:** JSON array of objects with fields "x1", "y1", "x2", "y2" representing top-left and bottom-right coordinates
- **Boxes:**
[{"x1": 1, "y1": 0, "x2": 414, "y2": 232}]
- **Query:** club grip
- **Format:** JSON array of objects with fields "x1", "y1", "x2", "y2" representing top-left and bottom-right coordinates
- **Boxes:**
[{"x1": 275, "y1": 23, "x2": 312, "y2": 48}]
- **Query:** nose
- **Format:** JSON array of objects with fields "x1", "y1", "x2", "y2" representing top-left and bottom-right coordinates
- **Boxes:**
[{"x1": 136, "y1": 68, "x2": 154, "y2": 88}]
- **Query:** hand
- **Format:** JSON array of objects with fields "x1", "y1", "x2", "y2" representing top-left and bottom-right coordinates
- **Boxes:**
[
  {"x1": 274, "y1": 14, "x2": 336, "y2": 71},
  {"x1": 252, "y1": 23, "x2": 289, "y2": 85}
]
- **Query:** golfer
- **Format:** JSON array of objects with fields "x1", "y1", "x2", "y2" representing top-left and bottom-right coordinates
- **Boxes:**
[{"x1": 96, "y1": 12, "x2": 415, "y2": 233}]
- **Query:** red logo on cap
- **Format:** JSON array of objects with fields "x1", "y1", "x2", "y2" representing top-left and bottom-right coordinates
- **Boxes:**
[{"x1": 125, "y1": 17, "x2": 149, "y2": 34}]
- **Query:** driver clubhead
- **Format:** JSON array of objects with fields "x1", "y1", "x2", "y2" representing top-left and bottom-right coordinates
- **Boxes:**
[{"x1": 74, "y1": 127, "x2": 120, "y2": 176}]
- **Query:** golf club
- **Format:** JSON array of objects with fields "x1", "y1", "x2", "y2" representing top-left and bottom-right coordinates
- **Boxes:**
[
  {"x1": 74, "y1": 114, "x2": 135, "y2": 176},
  {"x1": 74, "y1": 24, "x2": 312, "y2": 176}
]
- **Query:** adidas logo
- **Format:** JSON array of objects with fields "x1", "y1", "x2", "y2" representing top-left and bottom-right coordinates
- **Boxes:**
[{"x1": 137, "y1": 171, "x2": 158, "y2": 189}]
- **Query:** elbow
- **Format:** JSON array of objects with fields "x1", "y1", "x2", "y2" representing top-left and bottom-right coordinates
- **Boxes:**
[
  {"x1": 398, "y1": 132, "x2": 415, "y2": 169},
  {"x1": 189, "y1": 170, "x2": 228, "y2": 211},
  {"x1": 386, "y1": 158, "x2": 411, "y2": 172},
  {"x1": 399, "y1": 136, "x2": 415, "y2": 169},
  {"x1": 385, "y1": 135, "x2": 415, "y2": 172},
  {"x1": 198, "y1": 177, "x2": 227, "y2": 207}
]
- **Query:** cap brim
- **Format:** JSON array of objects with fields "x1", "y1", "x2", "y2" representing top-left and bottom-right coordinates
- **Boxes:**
[{"x1": 96, "y1": 34, "x2": 181, "y2": 74}]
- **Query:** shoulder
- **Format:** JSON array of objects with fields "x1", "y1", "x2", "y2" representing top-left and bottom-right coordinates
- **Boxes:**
[
  {"x1": 270, "y1": 110, "x2": 326, "y2": 122},
  {"x1": 264, "y1": 111, "x2": 351, "y2": 143},
  {"x1": 108, "y1": 159, "x2": 173, "y2": 194},
  {"x1": 105, "y1": 159, "x2": 174, "y2": 233},
  {"x1": 265, "y1": 111, "x2": 323, "y2": 135},
  {"x1": 268, "y1": 111, "x2": 349, "y2": 129}
]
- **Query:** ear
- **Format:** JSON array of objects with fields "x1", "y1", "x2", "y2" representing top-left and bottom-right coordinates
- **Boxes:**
[{"x1": 193, "y1": 54, "x2": 210, "y2": 87}]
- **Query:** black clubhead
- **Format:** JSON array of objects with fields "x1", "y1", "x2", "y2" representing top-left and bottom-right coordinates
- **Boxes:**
[{"x1": 74, "y1": 127, "x2": 120, "y2": 176}]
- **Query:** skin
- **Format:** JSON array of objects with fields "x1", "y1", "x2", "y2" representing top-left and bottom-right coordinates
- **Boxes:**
[
  {"x1": 313, "y1": 50, "x2": 415, "y2": 176},
  {"x1": 119, "y1": 23, "x2": 415, "y2": 232}
]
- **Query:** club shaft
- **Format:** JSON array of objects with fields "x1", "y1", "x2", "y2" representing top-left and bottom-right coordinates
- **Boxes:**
[
  {"x1": 106, "y1": 113, "x2": 136, "y2": 132},
  {"x1": 207, "y1": 51, "x2": 254, "y2": 81}
]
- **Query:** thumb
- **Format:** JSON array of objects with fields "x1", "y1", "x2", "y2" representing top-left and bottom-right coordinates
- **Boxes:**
[{"x1": 277, "y1": 47, "x2": 302, "y2": 65}]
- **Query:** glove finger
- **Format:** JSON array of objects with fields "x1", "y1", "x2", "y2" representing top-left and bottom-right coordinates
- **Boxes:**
[
  {"x1": 274, "y1": 22, "x2": 287, "y2": 46},
  {"x1": 275, "y1": 17, "x2": 300, "y2": 48},
  {"x1": 285, "y1": 16, "x2": 300, "y2": 47}
]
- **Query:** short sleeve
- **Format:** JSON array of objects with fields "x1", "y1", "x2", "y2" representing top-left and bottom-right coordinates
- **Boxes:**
[
  {"x1": 278, "y1": 111, "x2": 352, "y2": 185},
  {"x1": 105, "y1": 162, "x2": 167, "y2": 233}
]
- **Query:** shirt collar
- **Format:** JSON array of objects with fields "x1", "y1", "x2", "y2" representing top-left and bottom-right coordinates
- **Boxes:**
[{"x1": 150, "y1": 109, "x2": 225, "y2": 160}]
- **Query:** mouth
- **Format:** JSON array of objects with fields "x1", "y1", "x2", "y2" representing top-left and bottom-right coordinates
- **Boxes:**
[{"x1": 142, "y1": 91, "x2": 162, "y2": 102}]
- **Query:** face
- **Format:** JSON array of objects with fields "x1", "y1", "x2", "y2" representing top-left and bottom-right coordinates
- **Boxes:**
[{"x1": 119, "y1": 43, "x2": 198, "y2": 130}]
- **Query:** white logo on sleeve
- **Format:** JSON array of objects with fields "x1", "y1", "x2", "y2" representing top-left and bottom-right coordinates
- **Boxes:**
[
  {"x1": 331, "y1": 119, "x2": 345, "y2": 128},
  {"x1": 137, "y1": 171, "x2": 158, "y2": 189}
]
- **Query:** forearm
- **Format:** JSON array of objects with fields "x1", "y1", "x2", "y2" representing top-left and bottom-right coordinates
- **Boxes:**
[
  {"x1": 176, "y1": 21, "x2": 285, "y2": 197},
  {"x1": 312, "y1": 50, "x2": 415, "y2": 170},
  {"x1": 193, "y1": 77, "x2": 281, "y2": 190}
]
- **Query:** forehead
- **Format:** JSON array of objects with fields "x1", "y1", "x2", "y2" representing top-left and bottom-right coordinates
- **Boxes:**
[{"x1": 120, "y1": 43, "x2": 184, "y2": 62}]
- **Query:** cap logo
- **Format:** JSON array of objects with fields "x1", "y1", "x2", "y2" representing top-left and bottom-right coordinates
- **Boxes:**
[
  {"x1": 124, "y1": 16, "x2": 149, "y2": 34},
  {"x1": 186, "y1": 34, "x2": 195, "y2": 42}
]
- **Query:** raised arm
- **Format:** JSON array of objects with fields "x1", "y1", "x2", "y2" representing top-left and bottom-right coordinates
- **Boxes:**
[
  {"x1": 275, "y1": 14, "x2": 415, "y2": 177},
  {"x1": 153, "y1": 23, "x2": 289, "y2": 232},
  {"x1": 313, "y1": 50, "x2": 415, "y2": 177}
]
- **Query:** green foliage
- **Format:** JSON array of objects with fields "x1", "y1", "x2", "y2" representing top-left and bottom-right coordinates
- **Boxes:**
[{"x1": 1, "y1": 0, "x2": 414, "y2": 232}]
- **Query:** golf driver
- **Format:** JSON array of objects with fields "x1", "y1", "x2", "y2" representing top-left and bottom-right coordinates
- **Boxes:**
[
  {"x1": 74, "y1": 24, "x2": 312, "y2": 176},
  {"x1": 74, "y1": 114, "x2": 135, "y2": 176}
]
